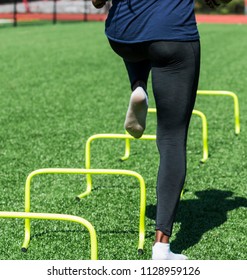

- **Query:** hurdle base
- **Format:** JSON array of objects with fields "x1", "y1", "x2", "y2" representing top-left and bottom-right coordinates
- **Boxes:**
[
  {"x1": 138, "y1": 249, "x2": 144, "y2": 255},
  {"x1": 120, "y1": 156, "x2": 129, "y2": 162}
]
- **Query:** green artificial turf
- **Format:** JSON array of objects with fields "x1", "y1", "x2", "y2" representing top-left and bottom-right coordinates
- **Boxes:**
[{"x1": 0, "y1": 22, "x2": 246, "y2": 260}]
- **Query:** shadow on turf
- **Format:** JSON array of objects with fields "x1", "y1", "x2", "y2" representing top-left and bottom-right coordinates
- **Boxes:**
[{"x1": 146, "y1": 189, "x2": 247, "y2": 252}]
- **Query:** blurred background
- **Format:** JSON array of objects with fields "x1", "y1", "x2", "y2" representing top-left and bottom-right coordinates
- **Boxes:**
[{"x1": 0, "y1": 0, "x2": 247, "y2": 26}]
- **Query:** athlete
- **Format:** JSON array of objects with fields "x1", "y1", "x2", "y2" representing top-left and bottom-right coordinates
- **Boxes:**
[{"x1": 91, "y1": 0, "x2": 216, "y2": 260}]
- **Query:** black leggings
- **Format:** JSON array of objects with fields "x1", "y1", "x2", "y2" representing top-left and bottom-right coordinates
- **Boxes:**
[{"x1": 109, "y1": 39, "x2": 200, "y2": 237}]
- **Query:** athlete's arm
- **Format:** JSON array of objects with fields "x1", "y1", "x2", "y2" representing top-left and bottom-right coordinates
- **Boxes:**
[{"x1": 204, "y1": 0, "x2": 232, "y2": 8}]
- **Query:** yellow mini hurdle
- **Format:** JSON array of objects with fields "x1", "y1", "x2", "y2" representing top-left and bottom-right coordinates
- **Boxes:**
[
  {"x1": 197, "y1": 90, "x2": 240, "y2": 135},
  {"x1": 121, "y1": 108, "x2": 209, "y2": 163},
  {"x1": 84, "y1": 133, "x2": 153, "y2": 191},
  {"x1": 24, "y1": 168, "x2": 146, "y2": 254},
  {"x1": 0, "y1": 211, "x2": 97, "y2": 260}
]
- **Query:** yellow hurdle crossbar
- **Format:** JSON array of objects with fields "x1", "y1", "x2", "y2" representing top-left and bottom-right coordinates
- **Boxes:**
[
  {"x1": 0, "y1": 211, "x2": 97, "y2": 260},
  {"x1": 24, "y1": 168, "x2": 146, "y2": 254},
  {"x1": 197, "y1": 90, "x2": 240, "y2": 135},
  {"x1": 121, "y1": 108, "x2": 208, "y2": 163}
]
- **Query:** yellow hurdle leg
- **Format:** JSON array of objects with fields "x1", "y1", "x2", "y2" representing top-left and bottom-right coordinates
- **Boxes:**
[
  {"x1": 121, "y1": 132, "x2": 131, "y2": 161},
  {"x1": 192, "y1": 110, "x2": 209, "y2": 163},
  {"x1": 24, "y1": 168, "x2": 146, "y2": 254},
  {"x1": 197, "y1": 90, "x2": 240, "y2": 135},
  {"x1": 0, "y1": 211, "x2": 98, "y2": 260}
]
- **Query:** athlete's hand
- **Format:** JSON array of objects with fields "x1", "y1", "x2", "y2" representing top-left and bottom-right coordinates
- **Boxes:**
[{"x1": 92, "y1": 0, "x2": 107, "y2": 9}]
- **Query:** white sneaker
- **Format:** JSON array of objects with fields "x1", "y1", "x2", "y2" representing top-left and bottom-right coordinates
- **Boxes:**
[
  {"x1": 124, "y1": 87, "x2": 148, "y2": 139},
  {"x1": 152, "y1": 242, "x2": 188, "y2": 260}
]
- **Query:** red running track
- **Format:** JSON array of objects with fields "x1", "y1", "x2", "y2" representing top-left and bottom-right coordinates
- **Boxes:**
[
  {"x1": 196, "y1": 14, "x2": 247, "y2": 24},
  {"x1": 0, "y1": 13, "x2": 107, "y2": 22},
  {"x1": 1, "y1": 13, "x2": 247, "y2": 24}
]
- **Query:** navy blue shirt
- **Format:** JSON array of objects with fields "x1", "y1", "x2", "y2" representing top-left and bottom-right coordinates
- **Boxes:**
[{"x1": 105, "y1": 0, "x2": 199, "y2": 43}]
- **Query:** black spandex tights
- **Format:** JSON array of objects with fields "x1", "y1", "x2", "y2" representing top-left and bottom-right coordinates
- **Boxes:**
[{"x1": 109, "y1": 39, "x2": 201, "y2": 237}]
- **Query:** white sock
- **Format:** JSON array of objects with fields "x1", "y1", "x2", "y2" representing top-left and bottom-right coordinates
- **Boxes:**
[
  {"x1": 152, "y1": 242, "x2": 188, "y2": 260},
  {"x1": 124, "y1": 87, "x2": 148, "y2": 139}
]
